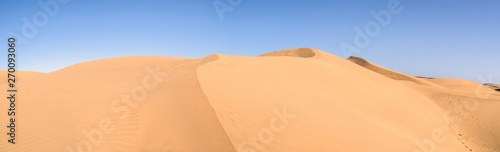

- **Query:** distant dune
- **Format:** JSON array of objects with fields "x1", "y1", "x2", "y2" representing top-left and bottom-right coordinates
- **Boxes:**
[
  {"x1": 1, "y1": 48, "x2": 499, "y2": 152},
  {"x1": 484, "y1": 83, "x2": 500, "y2": 92}
]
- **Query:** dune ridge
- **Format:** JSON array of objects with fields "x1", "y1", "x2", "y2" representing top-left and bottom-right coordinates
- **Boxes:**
[
  {"x1": 258, "y1": 48, "x2": 317, "y2": 58},
  {"x1": 346, "y1": 56, "x2": 442, "y2": 87}
]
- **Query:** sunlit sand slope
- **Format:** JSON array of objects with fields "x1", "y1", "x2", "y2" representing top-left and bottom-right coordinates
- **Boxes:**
[{"x1": 0, "y1": 57, "x2": 235, "y2": 152}]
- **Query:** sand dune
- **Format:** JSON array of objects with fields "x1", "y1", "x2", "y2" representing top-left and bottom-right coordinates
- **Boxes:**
[
  {"x1": 1, "y1": 48, "x2": 499, "y2": 152},
  {"x1": 0, "y1": 70, "x2": 44, "y2": 86}
]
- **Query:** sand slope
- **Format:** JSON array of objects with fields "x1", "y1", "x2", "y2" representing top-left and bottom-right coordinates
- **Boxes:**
[
  {"x1": 424, "y1": 78, "x2": 486, "y2": 93},
  {"x1": 1, "y1": 48, "x2": 499, "y2": 152}
]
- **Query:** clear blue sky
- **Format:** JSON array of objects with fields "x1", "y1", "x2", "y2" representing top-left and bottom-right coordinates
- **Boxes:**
[{"x1": 1, "y1": 0, "x2": 499, "y2": 84}]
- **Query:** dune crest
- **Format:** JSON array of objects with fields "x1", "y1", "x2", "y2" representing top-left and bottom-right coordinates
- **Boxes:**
[
  {"x1": 258, "y1": 48, "x2": 317, "y2": 58},
  {"x1": 347, "y1": 56, "x2": 441, "y2": 87}
]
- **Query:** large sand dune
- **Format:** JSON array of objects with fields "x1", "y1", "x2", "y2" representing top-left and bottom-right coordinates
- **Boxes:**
[{"x1": 1, "y1": 48, "x2": 499, "y2": 152}]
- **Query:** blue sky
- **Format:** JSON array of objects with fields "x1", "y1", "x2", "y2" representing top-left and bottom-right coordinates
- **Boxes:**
[{"x1": 1, "y1": 0, "x2": 499, "y2": 84}]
